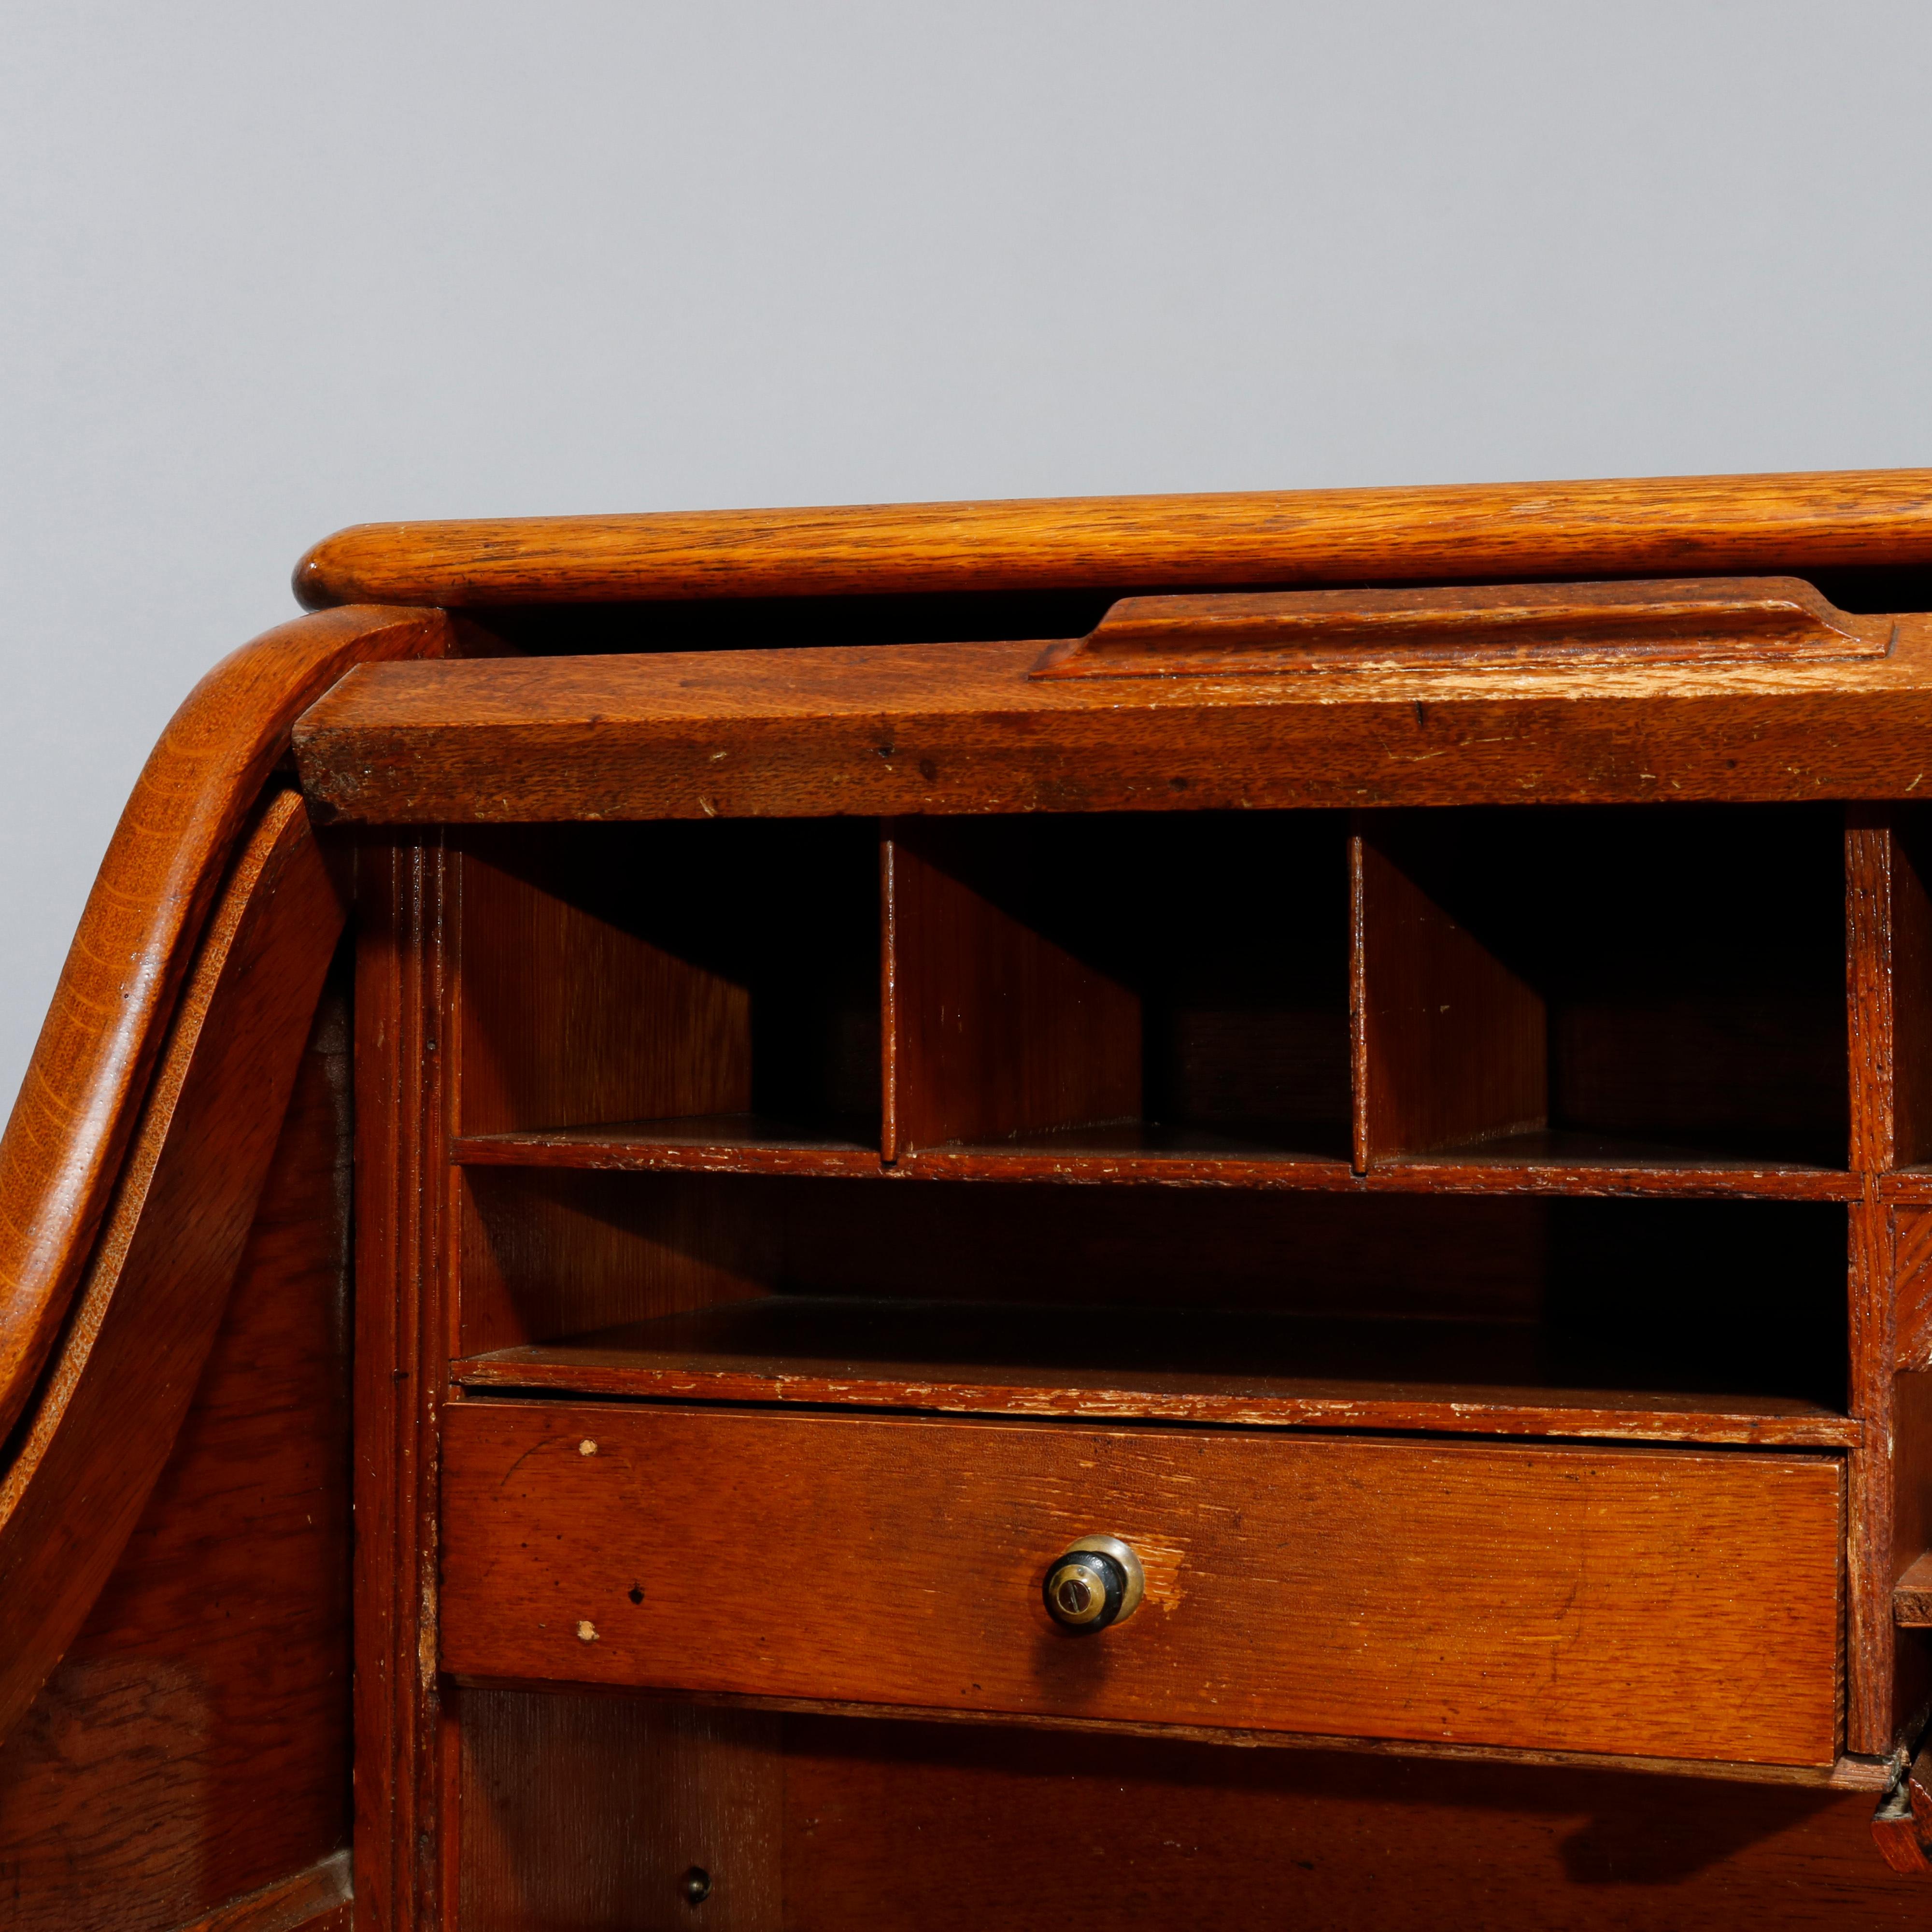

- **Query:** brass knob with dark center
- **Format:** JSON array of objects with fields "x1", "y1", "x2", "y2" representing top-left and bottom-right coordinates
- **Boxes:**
[{"x1": 1042, "y1": 1534, "x2": 1145, "y2": 1633}]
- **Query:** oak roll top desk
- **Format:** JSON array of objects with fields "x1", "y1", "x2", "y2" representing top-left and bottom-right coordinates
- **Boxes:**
[{"x1": 11, "y1": 470, "x2": 1932, "y2": 1927}]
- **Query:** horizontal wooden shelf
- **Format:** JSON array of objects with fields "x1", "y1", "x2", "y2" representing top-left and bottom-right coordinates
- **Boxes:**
[
  {"x1": 1376, "y1": 1129, "x2": 1856, "y2": 1201},
  {"x1": 909, "y1": 1126, "x2": 1854, "y2": 1196},
  {"x1": 897, "y1": 1120, "x2": 1353, "y2": 1185},
  {"x1": 450, "y1": 1296, "x2": 1859, "y2": 1448},
  {"x1": 456, "y1": 1117, "x2": 1856, "y2": 1199},
  {"x1": 454, "y1": 1114, "x2": 881, "y2": 1177}
]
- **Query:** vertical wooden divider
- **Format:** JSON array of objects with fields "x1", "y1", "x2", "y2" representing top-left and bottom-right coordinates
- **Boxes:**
[
  {"x1": 355, "y1": 833, "x2": 455, "y2": 1932},
  {"x1": 1349, "y1": 815, "x2": 1546, "y2": 1170},
  {"x1": 1848, "y1": 810, "x2": 1932, "y2": 1174},
  {"x1": 1845, "y1": 809, "x2": 1932, "y2": 1752},
  {"x1": 881, "y1": 820, "x2": 1139, "y2": 1156},
  {"x1": 880, "y1": 830, "x2": 901, "y2": 1163}
]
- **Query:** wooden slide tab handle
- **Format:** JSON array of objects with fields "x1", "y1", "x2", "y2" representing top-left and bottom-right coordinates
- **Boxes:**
[{"x1": 1029, "y1": 575, "x2": 1883, "y2": 679}]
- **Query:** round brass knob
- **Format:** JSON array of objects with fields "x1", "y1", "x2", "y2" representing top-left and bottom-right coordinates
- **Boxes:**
[{"x1": 1042, "y1": 1534, "x2": 1144, "y2": 1633}]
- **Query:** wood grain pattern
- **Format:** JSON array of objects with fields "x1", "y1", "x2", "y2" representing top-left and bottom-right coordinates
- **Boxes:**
[
  {"x1": 456, "y1": 1119, "x2": 883, "y2": 1177},
  {"x1": 783, "y1": 1717, "x2": 1931, "y2": 1929},
  {"x1": 455, "y1": 831, "x2": 750, "y2": 1135},
  {"x1": 1893, "y1": 1371, "x2": 1932, "y2": 1586},
  {"x1": 164, "y1": 1853, "x2": 351, "y2": 1932},
  {"x1": 1352, "y1": 820, "x2": 1546, "y2": 1163},
  {"x1": 0, "y1": 605, "x2": 444, "y2": 1443},
  {"x1": 458, "y1": 1169, "x2": 770, "y2": 1358},
  {"x1": 459, "y1": 1690, "x2": 779, "y2": 1932},
  {"x1": 456, "y1": 823, "x2": 879, "y2": 1141},
  {"x1": 1900, "y1": 1210, "x2": 1932, "y2": 1369},
  {"x1": 1893, "y1": 1551, "x2": 1932, "y2": 1625},
  {"x1": 452, "y1": 1295, "x2": 1859, "y2": 1448},
  {"x1": 1848, "y1": 1191, "x2": 1900, "y2": 1754},
  {"x1": 1889, "y1": 1370, "x2": 1932, "y2": 1733},
  {"x1": 1847, "y1": 812, "x2": 1932, "y2": 1171},
  {"x1": 441, "y1": 1401, "x2": 1843, "y2": 1766},
  {"x1": 0, "y1": 795, "x2": 347, "y2": 1746},
  {"x1": 0, "y1": 995, "x2": 352, "y2": 1930},
  {"x1": 883, "y1": 822, "x2": 1140, "y2": 1156},
  {"x1": 1354, "y1": 803, "x2": 1847, "y2": 1168},
  {"x1": 291, "y1": 469, "x2": 1932, "y2": 609},
  {"x1": 290, "y1": 622, "x2": 1932, "y2": 825},
  {"x1": 452, "y1": 1119, "x2": 1858, "y2": 1194},
  {"x1": 352, "y1": 836, "x2": 452, "y2": 1932},
  {"x1": 1034, "y1": 575, "x2": 1882, "y2": 679},
  {"x1": 1894, "y1": 821, "x2": 1932, "y2": 1172}
]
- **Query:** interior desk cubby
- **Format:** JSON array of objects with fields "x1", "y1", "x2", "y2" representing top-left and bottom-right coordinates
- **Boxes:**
[
  {"x1": 44, "y1": 477, "x2": 1932, "y2": 1932},
  {"x1": 453, "y1": 1169, "x2": 1851, "y2": 1447},
  {"x1": 454, "y1": 819, "x2": 881, "y2": 1162},
  {"x1": 882, "y1": 810, "x2": 1351, "y2": 1167},
  {"x1": 422, "y1": 786, "x2": 1925, "y2": 1774},
  {"x1": 1352, "y1": 802, "x2": 1852, "y2": 1174}
]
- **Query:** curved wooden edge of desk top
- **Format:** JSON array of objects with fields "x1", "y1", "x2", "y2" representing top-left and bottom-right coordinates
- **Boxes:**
[
  {"x1": 0, "y1": 603, "x2": 452, "y2": 1445},
  {"x1": 293, "y1": 468, "x2": 1932, "y2": 610}
]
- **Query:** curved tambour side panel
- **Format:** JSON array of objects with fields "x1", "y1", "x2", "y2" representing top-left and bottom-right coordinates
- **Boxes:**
[
  {"x1": 0, "y1": 843, "x2": 356, "y2": 1931},
  {"x1": 0, "y1": 604, "x2": 452, "y2": 1445},
  {"x1": 0, "y1": 791, "x2": 349, "y2": 1742},
  {"x1": 293, "y1": 467, "x2": 1932, "y2": 609}
]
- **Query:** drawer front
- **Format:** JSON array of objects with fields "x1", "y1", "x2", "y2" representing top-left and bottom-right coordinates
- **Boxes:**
[{"x1": 440, "y1": 1401, "x2": 1843, "y2": 1765}]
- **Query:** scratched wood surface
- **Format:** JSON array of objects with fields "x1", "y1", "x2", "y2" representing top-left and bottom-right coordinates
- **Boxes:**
[
  {"x1": 291, "y1": 617, "x2": 1932, "y2": 825},
  {"x1": 352, "y1": 835, "x2": 456, "y2": 1932},
  {"x1": 441, "y1": 1401, "x2": 1843, "y2": 1766},
  {"x1": 452, "y1": 1295, "x2": 1859, "y2": 1448}
]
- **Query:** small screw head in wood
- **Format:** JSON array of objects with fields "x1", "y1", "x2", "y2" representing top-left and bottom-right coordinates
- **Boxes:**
[{"x1": 681, "y1": 1866, "x2": 712, "y2": 1906}]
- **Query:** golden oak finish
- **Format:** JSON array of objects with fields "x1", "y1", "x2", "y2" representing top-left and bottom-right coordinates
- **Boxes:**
[
  {"x1": 352, "y1": 833, "x2": 453, "y2": 1932},
  {"x1": 1033, "y1": 575, "x2": 1883, "y2": 678},
  {"x1": 882, "y1": 821, "x2": 1141, "y2": 1157},
  {"x1": 453, "y1": 1295, "x2": 1861, "y2": 1447},
  {"x1": 1351, "y1": 820, "x2": 1547, "y2": 1163},
  {"x1": 0, "y1": 605, "x2": 446, "y2": 1443},
  {"x1": 24, "y1": 468, "x2": 1932, "y2": 1926},
  {"x1": 0, "y1": 794, "x2": 346, "y2": 1743},
  {"x1": 291, "y1": 620, "x2": 1932, "y2": 825},
  {"x1": 441, "y1": 1400, "x2": 1844, "y2": 1766},
  {"x1": 293, "y1": 469, "x2": 1932, "y2": 608}
]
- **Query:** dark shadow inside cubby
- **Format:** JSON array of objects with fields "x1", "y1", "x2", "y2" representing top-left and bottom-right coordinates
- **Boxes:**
[
  {"x1": 1364, "y1": 803, "x2": 1848, "y2": 1166},
  {"x1": 890, "y1": 811, "x2": 1350, "y2": 1158},
  {"x1": 459, "y1": 1167, "x2": 1847, "y2": 1419},
  {"x1": 455, "y1": 819, "x2": 880, "y2": 1143}
]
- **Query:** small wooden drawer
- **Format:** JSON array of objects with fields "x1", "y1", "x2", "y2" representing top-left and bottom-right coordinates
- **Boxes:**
[{"x1": 440, "y1": 1401, "x2": 1843, "y2": 1767}]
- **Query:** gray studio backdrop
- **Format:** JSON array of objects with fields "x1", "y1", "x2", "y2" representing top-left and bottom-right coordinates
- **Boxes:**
[{"x1": 3, "y1": 2, "x2": 1929, "y2": 1118}]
